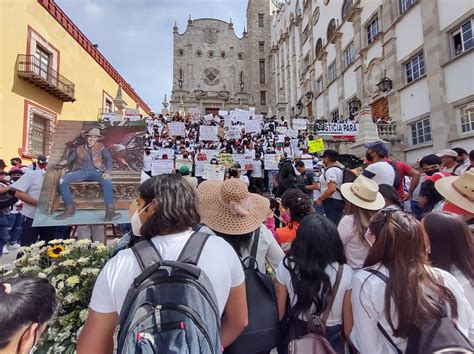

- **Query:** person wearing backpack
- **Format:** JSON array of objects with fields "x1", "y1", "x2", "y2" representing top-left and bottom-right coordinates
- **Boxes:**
[
  {"x1": 197, "y1": 178, "x2": 285, "y2": 353},
  {"x1": 78, "y1": 174, "x2": 248, "y2": 354},
  {"x1": 276, "y1": 214, "x2": 353, "y2": 354},
  {"x1": 351, "y1": 210, "x2": 473, "y2": 353}
]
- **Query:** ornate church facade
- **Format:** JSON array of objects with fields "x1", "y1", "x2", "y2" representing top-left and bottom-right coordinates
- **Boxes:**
[{"x1": 170, "y1": 0, "x2": 277, "y2": 116}]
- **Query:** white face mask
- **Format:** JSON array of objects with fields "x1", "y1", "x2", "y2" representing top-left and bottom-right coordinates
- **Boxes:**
[{"x1": 131, "y1": 203, "x2": 151, "y2": 237}]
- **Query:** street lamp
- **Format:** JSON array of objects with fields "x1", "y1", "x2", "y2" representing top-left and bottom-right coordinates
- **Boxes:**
[
  {"x1": 377, "y1": 70, "x2": 393, "y2": 93},
  {"x1": 348, "y1": 97, "x2": 361, "y2": 114}
]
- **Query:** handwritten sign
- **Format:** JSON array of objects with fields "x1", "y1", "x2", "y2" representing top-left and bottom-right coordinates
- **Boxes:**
[
  {"x1": 234, "y1": 109, "x2": 251, "y2": 122},
  {"x1": 286, "y1": 128, "x2": 298, "y2": 138},
  {"x1": 167, "y1": 122, "x2": 186, "y2": 137},
  {"x1": 218, "y1": 110, "x2": 228, "y2": 117},
  {"x1": 216, "y1": 153, "x2": 233, "y2": 167},
  {"x1": 244, "y1": 120, "x2": 262, "y2": 133},
  {"x1": 151, "y1": 159, "x2": 174, "y2": 176},
  {"x1": 232, "y1": 153, "x2": 254, "y2": 170},
  {"x1": 292, "y1": 119, "x2": 307, "y2": 130},
  {"x1": 276, "y1": 126, "x2": 288, "y2": 134},
  {"x1": 224, "y1": 126, "x2": 242, "y2": 140},
  {"x1": 264, "y1": 154, "x2": 281, "y2": 170},
  {"x1": 199, "y1": 126, "x2": 218, "y2": 141},
  {"x1": 204, "y1": 114, "x2": 214, "y2": 121},
  {"x1": 202, "y1": 164, "x2": 226, "y2": 181},
  {"x1": 308, "y1": 138, "x2": 326, "y2": 153},
  {"x1": 314, "y1": 123, "x2": 359, "y2": 136},
  {"x1": 101, "y1": 112, "x2": 121, "y2": 122}
]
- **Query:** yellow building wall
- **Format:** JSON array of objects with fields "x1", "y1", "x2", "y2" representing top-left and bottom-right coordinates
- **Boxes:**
[{"x1": 0, "y1": 0, "x2": 150, "y2": 161}]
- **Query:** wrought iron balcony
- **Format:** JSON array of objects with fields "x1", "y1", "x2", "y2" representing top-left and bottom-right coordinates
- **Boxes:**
[
  {"x1": 16, "y1": 54, "x2": 75, "y2": 102},
  {"x1": 377, "y1": 123, "x2": 400, "y2": 141}
]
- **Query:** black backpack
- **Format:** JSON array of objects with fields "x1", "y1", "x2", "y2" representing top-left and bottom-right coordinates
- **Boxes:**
[
  {"x1": 365, "y1": 269, "x2": 473, "y2": 354},
  {"x1": 117, "y1": 232, "x2": 222, "y2": 354},
  {"x1": 388, "y1": 161, "x2": 403, "y2": 190},
  {"x1": 225, "y1": 228, "x2": 280, "y2": 353}
]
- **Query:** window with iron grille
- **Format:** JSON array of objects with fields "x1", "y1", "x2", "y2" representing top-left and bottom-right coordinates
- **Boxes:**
[
  {"x1": 460, "y1": 104, "x2": 474, "y2": 133},
  {"x1": 260, "y1": 91, "x2": 267, "y2": 105},
  {"x1": 343, "y1": 41, "x2": 355, "y2": 68},
  {"x1": 366, "y1": 17, "x2": 379, "y2": 44},
  {"x1": 328, "y1": 61, "x2": 337, "y2": 81},
  {"x1": 399, "y1": 0, "x2": 416, "y2": 14},
  {"x1": 405, "y1": 52, "x2": 425, "y2": 83},
  {"x1": 451, "y1": 19, "x2": 473, "y2": 57},
  {"x1": 258, "y1": 14, "x2": 264, "y2": 27},
  {"x1": 331, "y1": 108, "x2": 339, "y2": 122},
  {"x1": 259, "y1": 41, "x2": 265, "y2": 54},
  {"x1": 35, "y1": 45, "x2": 50, "y2": 80},
  {"x1": 259, "y1": 60, "x2": 266, "y2": 84},
  {"x1": 409, "y1": 117, "x2": 431, "y2": 145},
  {"x1": 105, "y1": 99, "x2": 113, "y2": 113},
  {"x1": 29, "y1": 113, "x2": 54, "y2": 156}
]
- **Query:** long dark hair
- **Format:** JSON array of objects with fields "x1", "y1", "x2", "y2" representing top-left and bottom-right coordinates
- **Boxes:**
[
  {"x1": 364, "y1": 211, "x2": 458, "y2": 338},
  {"x1": 284, "y1": 214, "x2": 346, "y2": 319},
  {"x1": 419, "y1": 180, "x2": 444, "y2": 212},
  {"x1": 213, "y1": 230, "x2": 254, "y2": 258},
  {"x1": 278, "y1": 160, "x2": 296, "y2": 182},
  {"x1": 281, "y1": 189, "x2": 314, "y2": 223},
  {"x1": 423, "y1": 212, "x2": 474, "y2": 286},
  {"x1": 378, "y1": 184, "x2": 404, "y2": 210},
  {"x1": 141, "y1": 174, "x2": 201, "y2": 238},
  {"x1": 0, "y1": 277, "x2": 58, "y2": 349}
]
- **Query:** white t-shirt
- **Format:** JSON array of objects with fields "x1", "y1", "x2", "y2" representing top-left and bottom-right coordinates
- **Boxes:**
[
  {"x1": 251, "y1": 160, "x2": 263, "y2": 178},
  {"x1": 11, "y1": 169, "x2": 46, "y2": 218},
  {"x1": 451, "y1": 266, "x2": 474, "y2": 310},
  {"x1": 337, "y1": 215, "x2": 370, "y2": 269},
  {"x1": 351, "y1": 265, "x2": 474, "y2": 353},
  {"x1": 365, "y1": 161, "x2": 395, "y2": 186},
  {"x1": 240, "y1": 175, "x2": 250, "y2": 186},
  {"x1": 89, "y1": 230, "x2": 245, "y2": 316},
  {"x1": 143, "y1": 154, "x2": 153, "y2": 172},
  {"x1": 276, "y1": 261, "x2": 353, "y2": 326},
  {"x1": 321, "y1": 166, "x2": 344, "y2": 200}
]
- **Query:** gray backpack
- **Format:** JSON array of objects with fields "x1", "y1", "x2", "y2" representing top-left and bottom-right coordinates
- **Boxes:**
[{"x1": 116, "y1": 232, "x2": 222, "y2": 354}]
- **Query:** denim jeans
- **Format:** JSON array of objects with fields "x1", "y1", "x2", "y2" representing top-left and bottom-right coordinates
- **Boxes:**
[
  {"x1": 0, "y1": 214, "x2": 10, "y2": 256},
  {"x1": 267, "y1": 170, "x2": 277, "y2": 195},
  {"x1": 7, "y1": 213, "x2": 22, "y2": 244},
  {"x1": 59, "y1": 169, "x2": 113, "y2": 206}
]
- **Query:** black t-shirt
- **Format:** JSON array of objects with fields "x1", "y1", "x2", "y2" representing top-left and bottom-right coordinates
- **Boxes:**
[{"x1": 298, "y1": 169, "x2": 316, "y2": 196}]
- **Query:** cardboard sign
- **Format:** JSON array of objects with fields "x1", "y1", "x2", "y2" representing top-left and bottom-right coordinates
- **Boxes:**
[
  {"x1": 264, "y1": 154, "x2": 281, "y2": 170},
  {"x1": 314, "y1": 123, "x2": 359, "y2": 136},
  {"x1": 308, "y1": 138, "x2": 326, "y2": 153},
  {"x1": 224, "y1": 126, "x2": 242, "y2": 140},
  {"x1": 199, "y1": 126, "x2": 218, "y2": 141},
  {"x1": 189, "y1": 108, "x2": 201, "y2": 121},
  {"x1": 202, "y1": 164, "x2": 226, "y2": 181},
  {"x1": 125, "y1": 108, "x2": 140, "y2": 121},
  {"x1": 232, "y1": 153, "x2": 254, "y2": 171},
  {"x1": 244, "y1": 120, "x2": 262, "y2": 133},
  {"x1": 151, "y1": 159, "x2": 174, "y2": 176},
  {"x1": 167, "y1": 122, "x2": 186, "y2": 137}
]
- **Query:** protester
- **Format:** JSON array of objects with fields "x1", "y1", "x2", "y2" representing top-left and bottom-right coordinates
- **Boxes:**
[
  {"x1": 378, "y1": 184, "x2": 404, "y2": 211},
  {"x1": 276, "y1": 214, "x2": 353, "y2": 353},
  {"x1": 362, "y1": 141, "x2": 395, "y2": 186},
  {"x1": 294, "y1": 160, "x2": 319, "y2": 199},
  {"x1": 249, "y1": 152, "x2": 264, "y2": 193},
  {"x1": 226, "y1": 162, "x2": 250, "y2": 187},
  {"x1": 0, "y1": 159, "x2": 6, "y2": 173},
  {"x1": 78, "y1": 174, "x2": 248, "y2": 352},
  {"x1": 275, "y1": 158, "x2": 298, "y2": 197},
  {"x1": 9, "y1": 157, "x2": 28, "y2": 173},
  {"x1": 417, "y1": 172, "x2": 450, "y2": 214},
  {"x1": 422, "y1": 212, "x2": 474, "y2": 309},
  {"x1": 317, "y1": 150, "x2": 345, "y2": 225},
  {"x1": 338, "y1": 176, "x2": 385, "y2": 269},
  {"x1": 351, "y1": 210, "x2": 473, "y2": 353},
  {"x1": 0, "y1": 172, "x2": 17, "y2": 256},
  {"x1": 177, "y1": 165, "x2": 198, "y2": 189},
  {"x1": 438, "y1": 149, "x2": 460, "y2": 175},
  {"x1": 452, "y1": 147, "x2": 470, "y2": 174},
  {"x1": 6, "y1": 169, "x2": 24, "y2": 251},
  {"x1": 0, "y1": 277, "x2": 58, "y2": 354}
]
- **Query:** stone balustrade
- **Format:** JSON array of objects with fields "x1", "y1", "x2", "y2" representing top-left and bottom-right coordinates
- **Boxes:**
[{"x1": 377, "y1": 123, "x2": 399, "y2": 141}]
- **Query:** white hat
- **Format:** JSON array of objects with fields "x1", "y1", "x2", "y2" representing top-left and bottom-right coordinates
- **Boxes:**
[
  {"x1": 340, "y1": 176, "x2": 385, "y2": 211},
  {"x1": 435, "y1": 170, "x2": 474, "y2": 213},
  {"x1": 437, "y1": 149, "x2": 458, "y2": 158}
]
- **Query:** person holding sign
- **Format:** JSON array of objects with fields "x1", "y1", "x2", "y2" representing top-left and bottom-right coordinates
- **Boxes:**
[{"x1": 226, "y1": 163, "x2": 249, "y2": 187}]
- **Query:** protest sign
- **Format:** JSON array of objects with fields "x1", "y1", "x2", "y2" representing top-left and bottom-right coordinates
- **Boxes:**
[
  {"x1": 301, "y1": 159, "x2": 314, "y2": 170},
  {"x1": 151, "y1": 159, "x2": 174, "y2": 176},
  {"x1": 199, "y1": 126, "x2": 219, "y2": 141},
  {"x1": 244, "y1": 120, "x2": 261, "y2": 133},
  {"x1": 308, "y1": 138, "x2": 326, "y2": 153},
  {"x1": 264, "y1": 154, "x2": 280, "y2": 170},
  {"x1": 232, "y1": 153, "x2": 253, "y2": 170},
  {"x1": 167, "y1": 122, "x2": 186, "y2": 137},
  {"x1": 204, "y1": 114, "x2": 214, "y2": 121},
  {"x1": 202, "y1": 164, "x2": 226, "y2": 181},
  {"x1": 189, "y1": 108, "x2": 201, "y2": 121},
  {"x1": 224, "y1": 126, "x2": 241, "y2": 140},
  {"x1": 175, "y1": 158, "x2": 193, "y2": 171},
  {"x1": 286, "y1": 128, "x2": 298, "y2": 138},
  {"x1": 314, "y1": 122, "x2": 359, "y2": 136},
  {"x1": 216, "y1": 153, "x2": 233, "y2": 167},
  {"x1": 276, "y1": 126, "x2": 288, "y2": 134},
  {"x1": 155, "y1": 148, "x2": 175, "y2": 158},
  {"x1": 101, "y1": 112, "x2": 121, "y2": 122},
  {"x1": 292, "y1": 119, "x2": 307, "y2": 130},
  {"x1": 125, "y1": 108, "x2": 140, "y2": 121},
  {"x1": 218, "y1": 110, "x2": 228, "y2": 117},
  {"x1": 277, "y1": 134, "x2": 286, "y2": 142},
  {"x1": 234, "y1": 108, "x2": 250, "y2": 122}
]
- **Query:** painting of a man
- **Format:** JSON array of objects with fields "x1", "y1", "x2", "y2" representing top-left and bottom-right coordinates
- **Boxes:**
[{"x1": 55, "y1": 128, "x2": 120, "y2": 221}]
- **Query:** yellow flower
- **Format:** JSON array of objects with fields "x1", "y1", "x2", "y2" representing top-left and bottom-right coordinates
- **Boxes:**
[
  {"x1": 66, "y1": 275, "x2": 80, "y2": 287},
  {"x1": 47, "y1": 245, "x2": 65, "y2": 258}
]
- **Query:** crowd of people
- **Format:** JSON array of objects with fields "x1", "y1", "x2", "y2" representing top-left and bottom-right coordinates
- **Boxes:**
[{"x1": 1, "y1": 112, "x2": 473, "y2": 353}]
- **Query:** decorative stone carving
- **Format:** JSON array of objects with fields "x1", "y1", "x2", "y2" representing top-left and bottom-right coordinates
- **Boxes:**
[
  {"x1": 204, "y1": 68, "x2": 220, "y2": 85},
  {"x1": 203, "y1": 27, "x2": 219, "y2": 44},
  {"x1": 365, "y1": 58, "x2": 383, "y2": 99}
]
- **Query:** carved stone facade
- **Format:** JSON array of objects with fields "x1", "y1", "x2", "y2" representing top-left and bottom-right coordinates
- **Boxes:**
[{"x1": 171, "y1": 0, "x2": 278, "y2": 115}]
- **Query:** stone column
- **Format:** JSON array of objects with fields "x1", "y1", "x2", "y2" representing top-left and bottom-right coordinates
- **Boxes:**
[{"x1": 334, "y1": 33, "x2": 345, "y2": 116}]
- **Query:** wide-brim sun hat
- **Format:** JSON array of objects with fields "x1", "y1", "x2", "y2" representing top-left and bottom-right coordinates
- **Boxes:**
[
  {"x1": 197, "y1": 179, "x2": 270, "y2": 235},
  {"x1": 83, "y1": 127, "x2": 104, "y2": 138},
  {"x1": 340, "y1": 175, "x2": 385, "y2": 211},
  {"x1": 435, "y1": 170, "x2": 474, "y2": 213}
]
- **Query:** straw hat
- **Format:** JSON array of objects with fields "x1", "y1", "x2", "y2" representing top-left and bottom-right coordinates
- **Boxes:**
[
  {"x1": 340, "y1": 175, "x2": 385, "y2": 211},
  {"x1": 83, "y1": 128, "x2": 103, "y2": 138},
  {"x1": 197, "y1": 179, "x2": 270, "y2": 235},
  {"x1": 435, "y1": 170, "x2": 474, "y2": 213}
]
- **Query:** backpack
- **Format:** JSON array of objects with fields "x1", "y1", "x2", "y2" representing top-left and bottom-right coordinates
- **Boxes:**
[
  {"x1": 288, "y1": 264, "x2": 343, "y2": 354},
  {"x1": 388, "y1": 161, "x2": 403, "y2": 190},
  {"x1": 324, "y1": 166, "x2": 357, "y2": 187},
  {"x1": 116, "y1": 232, "x2": 222, "y2": 354},
  {"x1": 225, "y1": 228, "x2": 280, "y2": 353},
  {"x1": 365, "y1": 269, "x2": 474, "y2": 354}
]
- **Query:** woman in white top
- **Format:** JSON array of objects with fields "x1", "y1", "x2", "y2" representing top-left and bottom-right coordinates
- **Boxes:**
[
  {"x1": 338, "y1": 176, "x2": 385, "y2": 269},
  {"x1": 351, "y1": 210, "x2": 473, "y2": 353},
  {"x1": 276, "y1": 214, "x2": 353, "y2": 354},
  {"x1": 422, "y1": 212, "x2": 474, "y2": 309},
  {"x1": 77, "y1": 175, "x2": 248, "y2": 353}
]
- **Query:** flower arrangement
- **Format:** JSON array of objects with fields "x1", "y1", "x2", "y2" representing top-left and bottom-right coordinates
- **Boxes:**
[{"x1": 0, "y1": 239, "x2": 115, "y2": 353}]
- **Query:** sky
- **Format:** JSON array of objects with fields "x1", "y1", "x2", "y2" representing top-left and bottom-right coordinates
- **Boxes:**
[{"x1": 56, "y1": 0, "x2": 248, "y2": 112}]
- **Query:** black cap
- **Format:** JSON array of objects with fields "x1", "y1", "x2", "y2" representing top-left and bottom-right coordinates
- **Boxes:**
[
  {"x1": 37, "y1": 154, "x2": 48, "y2": 164},
  {"x1": 321, "y1": 149, "x2": 339, "y2": 159}
]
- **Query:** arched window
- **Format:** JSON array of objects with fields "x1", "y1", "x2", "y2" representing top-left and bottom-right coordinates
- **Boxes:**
[
  {"x1": 341, "y1": 0, "x2": 353, "y2": 19},
  {"x1": 315, "y1": 38, "x2": 323, "y2": 58},
  {"x1": 327, "y1": 19, "x2": 336, "y2": 42}
]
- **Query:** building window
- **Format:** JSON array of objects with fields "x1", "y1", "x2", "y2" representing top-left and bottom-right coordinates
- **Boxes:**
[
  {"x1": 259, "y1": 60, "x2": 266, "y2": 84},
  {"x1": 327, "y1": 19, "x2": 336, "y2": 42},
  {"x1": 410, "y1": 117, "x2": 431, "y2": 145},
  {"x1": 35, "y1": 45, "x2": 50, "y2": 80},
  {"x1": 451, "y1": 19, "x2": 473, "y2": 56},
  {"x1": 341, "y1": 0, "x2": 353, "y2": 19},
  {"x1": 105, "y1": 99, "x2": 113, "y2": 113},
  {"x1": 460, "y1": 104, "x2": 474, "y2": 133},
  {"x1": 331, "y1": 108, "x2": 340, "y2": 122},
  {"x1": 328, "y1": 61, "x2": 337, "y2": 82},
  {"x1": 405, "y1": 52, "x2": 425, "y2": 83},
  {"x1": 343, "y1": 41, "x2": 355, "y2": 68},
  {"x1": 366, "y1": 17, "x2": 379, "y2": 44},
  {"x1": 258, "y1": 14, "x2": 264, "y2": 27},
  {"x1": 315, "y1": 38, "x2": 323, "y2": 58},
  {"x1": 259, "y1": 41, "x2": 265, "y2": 53},
  {"x1": 399, "y1": 0, "x2": 416, "y2": 14},
  {"x1": 260, "y1": 91, "x2": 267, "y2": 105},
  {"x1": 316, "y1": 76, "x2": 323, "y2": 93}
]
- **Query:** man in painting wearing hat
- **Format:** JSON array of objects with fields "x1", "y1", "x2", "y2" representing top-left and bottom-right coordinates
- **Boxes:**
[{"x1": 56, "y1": 128, "x2": 119, "y2": 221}]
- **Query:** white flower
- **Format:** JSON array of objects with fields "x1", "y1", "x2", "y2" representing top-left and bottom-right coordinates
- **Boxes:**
[
  {"x1": 57, "y1": 281, "x2": 64, "y2": 290},
  {"x1": 38, "y1": 272, "x2": 47, "y2": 278},
  {"x1": 18, "y1": 246, "x2": 31, "y2": 253},
  {"x1": 61, "y1": 249, "x2": 71, "y2": 256},
  {"x1": 29, "y1": 255, "x2": 41, "y2": 263},
  {"x1": 31, "y1": 240, "x2": 46, "y2": 248},
  {"x1": 63, "y1": 293, "x2": 79, "y2": 304},
  {"x1": 77, "y1": 239, "x2": 91, "y2": 246},
  {"x1": 65, "y1": 275, "x2": 80, "y2": 287},
  {"x1": 59, "y1": 259, "x2": 76, "y2": 267},
  {"x1": 55, "y1": 274, "x2": 66, "y2": 281},
  {"x1": 62, "y1": 239, "x2": 74, "y2": 245},
  {"x1": 79, "y1": 309, "x2": 89, "y2": 322},
  {"x1": 48, "y1": 239, "x2": 63, "y2": 245},
  {"x1": 95, "y1": 243, "x2": 107, "y2": 251},
  {"x1": 77, "y1": 257, "x2": 90, "y2": 265},
  {"x1": 80, "y1": 268, "x2": 100, "y2": 276},
  {"x1": 43, "y1": 266, "x2": 55, "y2": 274},
  {"x1": 20, "y1": 265, "x2": 40, "y2": 273}
]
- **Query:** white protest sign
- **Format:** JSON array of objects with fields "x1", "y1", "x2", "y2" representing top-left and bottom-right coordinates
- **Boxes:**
[
  {"x1": 204, "y1": 114, "x2": 214, "y2": 121},
  {"x1": 202, "y1": 164, "x2": 225, "y2": 181},
  {"x1": 155, "y1": 148, "x2": 175, "y2": 158},
  {"x1": 264, "y1": 154, "x2": 280, "y2": 170},
  {"x1": 167, "y1": 122, "x2": 186, "y2": 137},
  {"x1": 125, "y1": 108, "x2": 140, "y2": 121},
  {"x1": 286, "y1": 128, "x2": 298, "y2": 138},
  {"x1": 175, "y1": 158, "x2": 193, "y2": 171},
  {"x1": 244, "y1": 120, "x2": 262, "y2": 133},
  {"x1": 101, "y1": 112, "x2": 121, "y2": 122},
  {"x1": 199, "y1": 126, "x2": 219, "y2": 141},
  {"x1": 249, "y1": 107, "x2": 256, "y2": 114},
  {"x1": 292, "y1": 119, "x2": 307, "y2": 130},
  {"x1": 224, "y1": 126, "x2": 242, "y2": 140},
  {"x1": 232, "y1": 153, "x2": 254, "y2": 171},
  {"x1": 224, "y1": 117, "x2": 233, "y2": 127},
  {"x1": 314, "y1": 122, "x2": 359, "y2": 136},
  {"x1": 234, "y1": 109, "x2": 250, "y2": 123},
  {"x1": 253, "y1": 114, "x2": 263, "y2": 120},
  {"x1": 218, "y1": 110, "x2": 228, "y2": 117},
  {"x1": 189, "y1": 108, "x2": 201, "y2": 121},
  {"x1": 151, "y1": 159, "x2": 175, "y2": 176},
  {"x1": 277, "y1": 134, "x2": 286, "y2": 142},
  {"x1": 276, "y1": 126, "x2": 288, "y2": 134}
]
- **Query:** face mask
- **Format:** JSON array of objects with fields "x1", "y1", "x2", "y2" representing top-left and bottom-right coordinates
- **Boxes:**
[
  {"x1": 176, "y1": 141, "x2": 181, "y2": 145},
  {"x1": 145, "y1": 151, "x2": 151, "y2": 156},
  {"x1": 425, "y1": 169, "x2": 439, "y2": 176},
  {"x1": 366, "y1": 152, "x2": 374, "y2": 162},
  {"x1": 131, "y1": 203, "x2": 151, "y2": 237},
  {"x1": 11, "y1": 176, "x2": 20, "y2": 182}
]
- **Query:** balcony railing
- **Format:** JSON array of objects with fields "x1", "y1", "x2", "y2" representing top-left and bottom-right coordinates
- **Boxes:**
[
  {"x1": 377, "y1": 123, "x2": 399, "y2": 141},
  {"x1": 17, "y1": 54, "x2": 75, "y2": 102}
]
